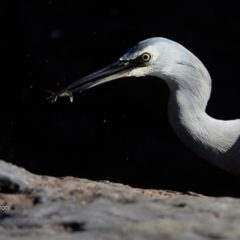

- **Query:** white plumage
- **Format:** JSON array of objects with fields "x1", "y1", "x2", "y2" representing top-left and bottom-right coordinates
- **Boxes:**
[{"x1": 52, "y1": 38, "x2": 240, "y2": 176}]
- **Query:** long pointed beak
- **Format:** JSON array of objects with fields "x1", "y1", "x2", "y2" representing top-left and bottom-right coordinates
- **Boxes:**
[{"x1": 49, "y1": 61, "x2": 134, "y2": 102}]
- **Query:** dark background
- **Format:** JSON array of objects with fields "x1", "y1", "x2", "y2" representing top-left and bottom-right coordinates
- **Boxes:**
[{"x1": 1, "y1": 1, "x2": 240, "y2": 197}]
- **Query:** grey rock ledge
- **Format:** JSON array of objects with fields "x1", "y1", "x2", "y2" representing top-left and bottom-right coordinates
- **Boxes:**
[{"x1": 0, "y1": 159, "x2": 240, "y2": 240}]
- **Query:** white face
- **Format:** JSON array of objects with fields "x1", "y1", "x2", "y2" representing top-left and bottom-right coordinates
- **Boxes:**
[
  {"x1": 119, "y1": 37, "x2": 181, "y2": 79},
  {"x1": 117, "y1": 37, "x2": 209, "y2": 95}
]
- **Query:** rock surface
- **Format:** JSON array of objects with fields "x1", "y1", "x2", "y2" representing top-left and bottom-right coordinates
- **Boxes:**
[{"x1": 0, "y1": 159, "x2": 240, "y2": 240}]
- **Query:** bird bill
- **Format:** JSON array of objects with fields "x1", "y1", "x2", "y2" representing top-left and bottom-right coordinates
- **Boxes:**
[{"x1": 50, "y1": 61, "x2": 133, "y2": 103}]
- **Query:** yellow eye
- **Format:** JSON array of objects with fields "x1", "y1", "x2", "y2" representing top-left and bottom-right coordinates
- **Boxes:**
[{"x1": 141, "y1": 53, "x2": 151, "y2": 62}]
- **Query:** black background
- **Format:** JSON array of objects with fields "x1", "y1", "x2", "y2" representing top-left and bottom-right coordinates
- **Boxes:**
[{"x1": 1, "y1": 1, "x2": 240, "y2": 197}]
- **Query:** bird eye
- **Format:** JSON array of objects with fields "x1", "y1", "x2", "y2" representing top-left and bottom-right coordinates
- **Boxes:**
[{"x1": 141, "y1": 53, "x2": 151, "y2": 62}]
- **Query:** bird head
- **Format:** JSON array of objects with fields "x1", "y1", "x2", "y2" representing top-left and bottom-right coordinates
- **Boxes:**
[{"x1": 50, "y1": 37, "x2": 204, "y2": 102}]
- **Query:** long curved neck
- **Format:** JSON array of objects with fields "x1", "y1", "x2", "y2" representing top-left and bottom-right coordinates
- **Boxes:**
[
  {"x1": 163, "y1": 63, "x2": 240, "y2": 175},
  {"x1": 168, "y1": 87, "x2": 239, "y2": 152}
]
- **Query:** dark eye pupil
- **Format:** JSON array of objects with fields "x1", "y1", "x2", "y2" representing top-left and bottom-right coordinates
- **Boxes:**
[{"x1": 142, "y1": 53, "x2": 150, "y2": 61}]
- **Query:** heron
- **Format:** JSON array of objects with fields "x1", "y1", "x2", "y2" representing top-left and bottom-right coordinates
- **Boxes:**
[{"x1": 50, "y1": 37, "x2": 240, "y2": 176}]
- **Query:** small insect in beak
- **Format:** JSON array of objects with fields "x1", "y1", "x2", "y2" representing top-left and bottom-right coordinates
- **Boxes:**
[{"x1": 58, "y1": 91, "x2": 74, "y2": 103}]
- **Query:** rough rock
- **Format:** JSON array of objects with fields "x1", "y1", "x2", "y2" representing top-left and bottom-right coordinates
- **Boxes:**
[{"x1": 1, "y1": 159, "x2": 240, "y2": 240}]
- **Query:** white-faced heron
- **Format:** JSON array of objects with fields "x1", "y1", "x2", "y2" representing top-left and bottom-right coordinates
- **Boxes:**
[{"x1": 50, "y1": 37, "x2": 240, "y2": 176}]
